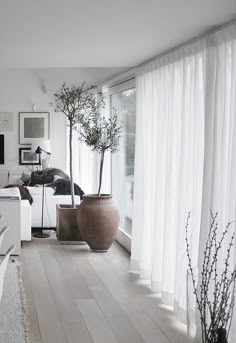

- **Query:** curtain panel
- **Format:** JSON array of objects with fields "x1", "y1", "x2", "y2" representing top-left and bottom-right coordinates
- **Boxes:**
[
  {"x1": 131, "y1": 21, "x2": 236, "y2": 333},
  {"x1": 66, "y1": 125, "x2": 97, "y2": 194}
]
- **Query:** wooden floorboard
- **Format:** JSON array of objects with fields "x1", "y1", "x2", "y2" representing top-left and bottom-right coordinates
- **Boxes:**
[
  {"x1": 21, "y1": 236, "x2": 187, "y2": 343},
  {"x1": 77, "y1": 299, "x2": 120, "y2": 343},
  {"x1": 21, "y1": 240, "x2": 68, "y2": 343},
  {"x1": 21, "y1": 247, "x2": 42, "y2": 342}
]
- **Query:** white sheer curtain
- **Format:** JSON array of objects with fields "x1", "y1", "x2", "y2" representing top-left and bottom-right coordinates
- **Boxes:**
[
  {"x1": 100, "y1": 95, "x2": 112, "y2": 195},
  {"x1": 66, "y1": 126, "x2": 97, "y2": 194},
  {"x1": 199, "y1": 26, "x2": 236, "y2": 341},
  {"x1": 111, "y1": 94, "x2": 126, "y2": 228},
  {"x1": 199, "y1": 26, "x2": 236, "y2": 262},
  {"x1": 131, "y1": 20, "x2": 236, "y2": 334},
  {"x1": 131, "y1": 42, "x2": 205, "y2": 321}
]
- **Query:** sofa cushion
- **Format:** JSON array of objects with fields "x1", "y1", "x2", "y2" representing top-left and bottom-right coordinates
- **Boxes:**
[
  {"x1": 30, "y1": 172, "x2": 54, "y2": 186},
  {"x1": 50, "y1": 178, "x2": 84, "y2": 199},
  {"x1": 27, "y1": 186, "x2": 55, "y2": 196},
  {"x1": 0, "y1": 187, "x2": 20, "y2": 198},
  {"x1": 30, "y1": 168, "x2": 69, "y2": 186},
  {"x1": 43, "y1": 168, "x2": 69, "y2": 179},
  {"x1": 20, "y1": 171, "x2": 31, "y2": 186},
  {"x1": 4, "y1": 185, "x2": 33, "y2": 205}
]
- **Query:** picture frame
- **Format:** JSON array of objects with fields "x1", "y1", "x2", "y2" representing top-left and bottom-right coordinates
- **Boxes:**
[
  {"x1": 0, "y1": 135, "x2": 4, "y2": 165},
  {"x1": 19, "y1": 112, "x2": 50, "y2": 144},
  {"x1": 19, "y1": 148, "x2": 41, "y2": 165}
]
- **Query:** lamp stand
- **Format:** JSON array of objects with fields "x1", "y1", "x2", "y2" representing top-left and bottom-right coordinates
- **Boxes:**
[{"x1": 33, "y1": 152, "x2": 50, "y2": 239}]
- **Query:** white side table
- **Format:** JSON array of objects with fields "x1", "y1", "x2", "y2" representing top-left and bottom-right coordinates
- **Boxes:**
[
  {"x1": 21, "y1": 200, "x2": 31, "y2": 241},
  {"x1": 0, "y1": 198, "x2": 21, "y2": 255},
  {"x1": 0, "y1": 188, "x2": 21, "y2": 255}
]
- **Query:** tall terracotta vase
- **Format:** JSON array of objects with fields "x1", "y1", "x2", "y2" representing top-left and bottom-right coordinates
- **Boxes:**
[{"x1": 77, "y1": 194, "x2": 120, "y2": 252}]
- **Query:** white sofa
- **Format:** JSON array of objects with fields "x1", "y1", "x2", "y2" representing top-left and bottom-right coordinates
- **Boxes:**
[{"x1": 27, "y1": 186, "x2": 81, "y2": 228}]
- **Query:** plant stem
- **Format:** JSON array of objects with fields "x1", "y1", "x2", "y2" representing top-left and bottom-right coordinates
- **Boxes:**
[
  {"x1": 69, "y1": 122, "x2": 75, "y2": 208},
  {"x1": 98, "y1": 150, "x2": 105, "y2": 196}
]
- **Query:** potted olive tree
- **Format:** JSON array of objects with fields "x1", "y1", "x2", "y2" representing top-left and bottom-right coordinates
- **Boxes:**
[
  {"x1": 77, "y1": 110, "x2": 123, "y2": 251},
  {"x1": 51, "y1": 82, "x2": 99, "y2": 242}
]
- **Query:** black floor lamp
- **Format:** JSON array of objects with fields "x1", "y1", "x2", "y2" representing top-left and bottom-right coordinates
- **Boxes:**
[{"x1": 31, "y1": 140, "x2": 51, "y2": 238}]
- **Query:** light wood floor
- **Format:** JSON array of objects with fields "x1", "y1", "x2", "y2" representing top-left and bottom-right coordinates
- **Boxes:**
[{"x1": 21, "y1": 233, "x2": 187, "y2": 343}]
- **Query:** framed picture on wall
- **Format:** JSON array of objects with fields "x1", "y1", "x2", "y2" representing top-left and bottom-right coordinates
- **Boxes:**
[
  {"x1": 19, "y1": 148, "x2": 41, "y2": 165},
  {"x1": 0, "y1": 135, "x2": 4, "y2": 164},
  {"x1": 19, "y1": 112, "x2": 50, "y2": 144}
]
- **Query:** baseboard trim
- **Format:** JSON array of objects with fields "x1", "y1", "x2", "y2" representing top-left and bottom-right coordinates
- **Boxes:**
[
  {"x1": 58, "y1": 241, "x2": 87, "y2": 245},
  {"x1": 116, "y1": 228, "x2": 131, "y2": 254}
]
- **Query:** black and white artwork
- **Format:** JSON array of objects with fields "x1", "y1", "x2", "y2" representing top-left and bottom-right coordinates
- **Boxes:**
[
  {"x1": 19, "y1": 148, "x2": 41, "y2": 165},
  {"x1": 0, "y1": 135, "x2": 4, "y2": 164},
  {"x1": 19, "y1": 112, "x2": 49, "y2": 144}
]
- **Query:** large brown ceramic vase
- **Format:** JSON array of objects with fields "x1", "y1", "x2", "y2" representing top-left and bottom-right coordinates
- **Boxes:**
[{"x1": 77, "y1": 194, "x2": 120, "y2": 252}]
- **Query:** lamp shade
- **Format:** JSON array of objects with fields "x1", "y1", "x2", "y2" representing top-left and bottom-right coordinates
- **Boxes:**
[{"x1": 31, "y1": 139, "x2": 51, "y2": 155}]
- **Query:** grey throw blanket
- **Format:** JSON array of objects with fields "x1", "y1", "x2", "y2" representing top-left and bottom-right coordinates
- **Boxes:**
[{"x1": 48, "y1": 178, "x2": 84, "y2": 199}]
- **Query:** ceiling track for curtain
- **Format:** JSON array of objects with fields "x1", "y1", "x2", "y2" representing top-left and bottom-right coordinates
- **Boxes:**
[{"x1": 138, "y1": 17, "x2": 236, "y2": 69}]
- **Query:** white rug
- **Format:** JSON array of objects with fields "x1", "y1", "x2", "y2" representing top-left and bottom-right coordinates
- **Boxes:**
[{"x1": 0, "y1": 260, "x2": 28, "y2": 343}]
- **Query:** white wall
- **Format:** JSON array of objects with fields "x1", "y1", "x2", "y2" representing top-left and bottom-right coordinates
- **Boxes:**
[
  {"x1": 0, "y1": 67, "x2": 125, "y2": 184},
  {"x1": 0, "y1": 69, "x2": 66, "y2": 178}
]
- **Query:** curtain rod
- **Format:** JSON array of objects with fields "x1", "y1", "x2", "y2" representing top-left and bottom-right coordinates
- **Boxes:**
[
  {"x1": 138, "y1": 17, "x2": 236, "y2": 68},
  {"x1": 110, "y1": 76, "x2": 135, "y2": 89}
]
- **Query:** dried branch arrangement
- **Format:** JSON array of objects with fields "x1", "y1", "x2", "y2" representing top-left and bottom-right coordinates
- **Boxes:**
[{"x1": 186, "y1": 212, "x2": 236, "y2": 343}]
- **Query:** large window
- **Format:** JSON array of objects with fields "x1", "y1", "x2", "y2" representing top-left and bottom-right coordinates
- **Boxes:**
[{"x1": 111, "y1": 81, "x2": 136, "y2": 237}]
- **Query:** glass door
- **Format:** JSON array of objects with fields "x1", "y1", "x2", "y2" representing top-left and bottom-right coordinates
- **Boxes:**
[{"x1": 111, "y1": 85, "x2": 136, "y2": 237}]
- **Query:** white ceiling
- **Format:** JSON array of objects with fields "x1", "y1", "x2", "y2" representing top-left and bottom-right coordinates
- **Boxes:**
[{"x1": 0, "y1": 0, "x2": 235, "y2": 69}]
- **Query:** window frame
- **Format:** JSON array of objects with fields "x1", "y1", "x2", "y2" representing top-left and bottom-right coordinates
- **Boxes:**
[{"x1": 108, "y1": 78, "x2": 136, "y2": 254}]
